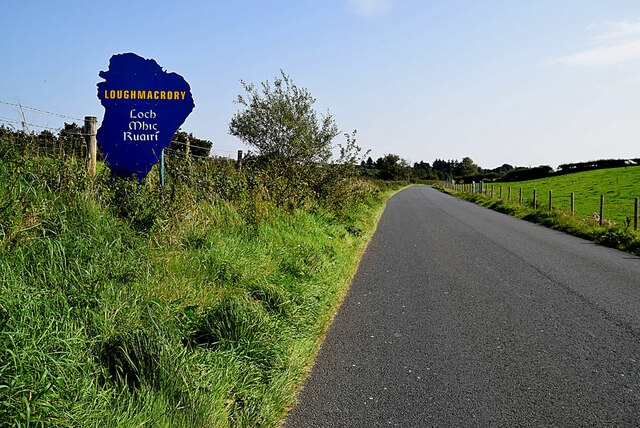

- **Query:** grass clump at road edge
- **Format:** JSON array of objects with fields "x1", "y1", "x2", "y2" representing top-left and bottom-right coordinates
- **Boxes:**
[
  {"x1": 0, "y1": 135, "x2": 407, "y2": 427},
  {"x1": 435, "y1": 184, "x2": 640, "y2": 257}
]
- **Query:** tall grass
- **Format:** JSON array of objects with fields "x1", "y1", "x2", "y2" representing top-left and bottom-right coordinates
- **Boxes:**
[{"x1": 0, "y1": 134, "x2": 405, "y2": 426}]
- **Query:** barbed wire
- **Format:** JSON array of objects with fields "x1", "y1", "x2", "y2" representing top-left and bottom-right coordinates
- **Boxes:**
[
  {"x1": 164, "y1": 148, "x2": 215, "y2": 160},
  {"x1": 0, "y1": 102, "x2": 242, "y2": 156},
  {"x1": 213, "y1": 148, "x2": 238, "y2": 155},
  {"x1": 65, "y1": 132, "x2": 95, "y2": 137},
  {"x1": 212, "y1": 152, "x2": 236, "y2": 159},
  {"x1": 169, "y1": 139, "x2": 212, "y2": 152},
  {"x1": 165, "y1": 148, "x2": 236, "y2": 161},
  {"x1": 0, "y1": 107, "x2": 241, "y2": 160},
  {"x1": 0, "y1": 117, "x2": 20, "y2": 127},
  {"x1": 165, "y1": 141, "x2": 238, "y2": 159},
  {"x1": 0, "y1": 141, "x2": 86, "y2": 154},
  {"x1": 0, "y1": 127, "x2": 229, "y2": 157},
  {"x1": 0, "y1": 117, "x2": 63, "y2": 132},
  {"x1": 0, "y1": 100, "x2": 83, "y2": 122}
]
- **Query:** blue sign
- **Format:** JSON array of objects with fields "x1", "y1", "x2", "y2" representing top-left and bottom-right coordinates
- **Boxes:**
[{"x1": 97, "y1": 53, "x2": 195, "y2": 180}]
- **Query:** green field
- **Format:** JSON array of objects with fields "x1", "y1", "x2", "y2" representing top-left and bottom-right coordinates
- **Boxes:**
[{"x1": 483, "y1": 166, "x2": 640, "y2": 227}]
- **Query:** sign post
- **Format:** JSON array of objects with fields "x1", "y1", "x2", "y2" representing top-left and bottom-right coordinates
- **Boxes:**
[{"x1": 160, "y1": 148, "x2": 165, "y2": 187}]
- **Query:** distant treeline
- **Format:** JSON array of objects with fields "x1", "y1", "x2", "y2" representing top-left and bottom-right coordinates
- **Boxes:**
[
  {"x1": 556, "y1": 159, "x2": 640, "y2": 175},
  {"x1": 361, "y1": 153, "x2": 640, "y2": 183}
]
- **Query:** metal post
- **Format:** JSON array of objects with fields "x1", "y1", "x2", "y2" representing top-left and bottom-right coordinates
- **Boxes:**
[
  {"x1": 160, "y1": 148, "x2": 165, "y2": 187},
  {"x1": 549, "y1": 190, "x2": 552, "y2": 211},
  {"x1": 508, "y1": 187, "x2": 511, "y2": 202},
  {"x1": 600, "y1": 195, "x2": 604, "y2": 226},
  {"x1": 519, "y1": 187, "x2": 522, "y2": 204},
  {"x1": 499, "y1": 186, "x2": 502, "y2": 199},
  {"x1": 84, "y1": 116, "x2": 97, "y2": 176},
  {"x1": 533, "y1": 189, "x2": 537, "y2": 209}
]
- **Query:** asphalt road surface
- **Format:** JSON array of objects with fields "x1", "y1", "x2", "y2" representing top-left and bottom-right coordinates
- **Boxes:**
[{"x1": 284, "y1": 185, "x2": 640, "y2": 427}]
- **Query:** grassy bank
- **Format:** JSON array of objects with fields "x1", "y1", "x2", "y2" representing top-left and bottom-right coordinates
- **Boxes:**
[
  {"x1": 485, "y1": 166, "x2": 640, "y2": 226},
  {"x1": 435, "y1": 182, "x2": 640, "y2": 257},
  {"x1": 0, "y1": 138, "x2": 406, "y2": 426}
]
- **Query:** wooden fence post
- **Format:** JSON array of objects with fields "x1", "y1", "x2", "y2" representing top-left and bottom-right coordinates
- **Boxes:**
[
  {"x1": 236, "y1": 150, "x2": 243, "y2": 171},
  {"x1": 519, "y1": 187, "x2": 522, "y2": 204},
  {"x1": 549, "y1": 190, "x2": 552, "y2": 211},
  {"x1": 635, "y1": 197, "x2": 638, "y2": 232},
  {"x1": 571, "y1": 192, "x2": 574, "y2": 216},
  {"x1": 508, "y1": 187, "x2": 511, "y2": 201},
  {"x1": 84, "y1": 116, "x2": 97, "y2": 176},
  {"x1": 499, "y1": 186, "x2": 502, "y2": 199},
  {"x1": 533, "y1": 189, "x2": 537, "y2": 209},
  {"x1": 600, "y1": 195, "x2": 604, "y2": 226}
]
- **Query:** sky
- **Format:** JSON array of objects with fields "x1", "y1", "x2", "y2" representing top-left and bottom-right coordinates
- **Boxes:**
[{"x1": 2, "y1": 0, "x2": 640, "y2": 169}]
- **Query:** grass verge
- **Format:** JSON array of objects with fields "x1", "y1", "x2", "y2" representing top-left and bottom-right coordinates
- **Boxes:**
[
  {"x1": 435, "y1": 184, "x2": 640, "y2": 257},
  {"x1": 0, "y1": 142, "x2": 407, "y2": 426}
]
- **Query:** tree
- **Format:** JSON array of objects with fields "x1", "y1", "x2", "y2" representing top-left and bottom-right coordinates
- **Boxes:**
[
  {"x1": 169, "y1": 129, "x2": 213, "y2": 158},
  {"x1": 376, "y1": 154, "x2": 411, "y2": 180},
  {"x1": 58, "y1": 122, "x2": 87, "y2": 153},
  {"x1": 413, "y1": 161, "x2": 431, "y2": 178},
  {"x1": 432, "y1": 158, "x2": 458, "y2": 180},
  {"x1": 366, "y1": 156, "x2": 374, "y2": 169},
  {"x1": 229, "y1": 70, "x2": 339, "y2": 164},
  {"x1": 455, "y1": 157, "x2": 478, "y2": 177}
]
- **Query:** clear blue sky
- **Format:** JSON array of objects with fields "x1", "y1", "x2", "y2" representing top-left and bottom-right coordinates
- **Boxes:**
[{"x1": 2, "y1": 0, "x2": 640, "y2": 169}]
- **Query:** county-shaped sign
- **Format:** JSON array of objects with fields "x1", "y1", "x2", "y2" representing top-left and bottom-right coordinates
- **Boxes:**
[{"x1": 97, "y1": 53, "x2": 195, "y2": 180}]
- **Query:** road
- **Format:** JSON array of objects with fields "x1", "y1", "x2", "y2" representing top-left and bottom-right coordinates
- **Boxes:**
[{"x1": 284, "y1": 185, "x2": 640, "y2": 427}]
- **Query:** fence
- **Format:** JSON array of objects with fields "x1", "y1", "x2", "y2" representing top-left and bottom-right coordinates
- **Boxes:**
[
  {"x1": 438, "y1": 181, "x2": 640, "y2": 231},
  {"x1": 0, "y1": 100, "x2": 241, "y2": 174}
]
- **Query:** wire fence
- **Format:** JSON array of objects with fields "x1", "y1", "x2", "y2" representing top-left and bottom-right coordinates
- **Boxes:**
[
  {"x1": 439, "y1": 181, "x2": 640, "y2": 231},
  {"x1": 0, "y1": 99, "x2": 237, "y2": 162},
  {"x1": 0, "y1": 100, "x2": 83, "y2": 122}
]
